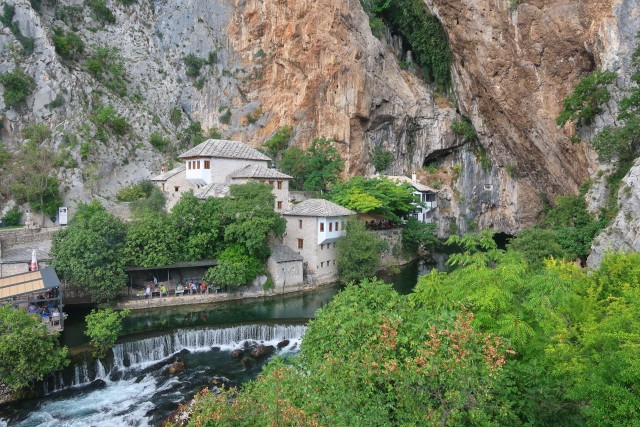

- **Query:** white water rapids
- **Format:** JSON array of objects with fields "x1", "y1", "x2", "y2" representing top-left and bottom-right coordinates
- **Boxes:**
[{"x1": 1, "y1": 323, "x2": 306, "y2": 427}]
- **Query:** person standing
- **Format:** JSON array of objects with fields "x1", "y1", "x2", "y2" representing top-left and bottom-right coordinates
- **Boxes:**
[{"x1": 145, "y1": 284, "x2": 151, "y2": 299}]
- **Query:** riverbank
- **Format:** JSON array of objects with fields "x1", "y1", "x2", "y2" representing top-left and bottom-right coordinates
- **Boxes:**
[{"x1": 112, "y1": 280, "x2": 337, "y2": 311}]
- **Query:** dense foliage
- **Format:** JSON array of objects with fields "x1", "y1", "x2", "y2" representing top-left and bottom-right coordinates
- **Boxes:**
[
  {"x1": 279, "y1": 137, "x2": 344, "y2": 191},
  {"x1": 369, "y1": 146, "x2": 394, "y2": 172},
  {"x1": 401, "y1": 217, "x2": 438, "y2": 252},
  {"x1": 0, "y1": 68, "x2": 36, "y2": 109},
  {"x1": 362, "y1": 0, "x2": 452, "y2": 91},
  {"x1": 51, "y1": 201, "x2": 128, "y2": 303},
  {"x1": 328, "y1": 176, "x2": 420, "y2": 222},
  {"x1": 203, "y1": 245, "x2": 262, "y2": 287},
  {"x1": 183, "y1": 279, "x2": 514, "y2": 426},
  {"x1": 84, "y1": 308, "x2": 130, "y2": 358},
  {"x1": 262, "y1": 125, "x2": 293, "y2": 160},
  {"x1": 556, "y1": 70, "x2": 617, "y2": 127},
  {"x1": 336, "y1": 218, "x2": 387, "y2": 283},
  {"x1": 0, "y1": 305, "x2": 68, "y2": 390}
]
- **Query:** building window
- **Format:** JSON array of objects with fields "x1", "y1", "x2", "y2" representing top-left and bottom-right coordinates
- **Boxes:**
[
  {"x1": 335, "y1": 221, "x2": 339, "y2": 231},
  {"x1": 277, "y1": 181, "x2": 283, "y2": 189},
  {"x1": 269, "y1": 180, "x2": 274, "y2": 187},
  {"x1": 297, "y1": 239, "x2": 304, "y2": 249},
  {"x1": 174, "y1": 186, "x2": 180, "y2": 192},
  {"x1": 329, "y1": 222, "x2": 333, "y2": 232},
  {"x1": 321, "y1": 262, "x2": 324, "y2": 268},
  {"x1": 204, "y1": 160, "x2": 210, "y2": 169},
  {"x1": 188, "y1": 161, "x2": 192, "y2": 170},
  {"x1": 321, "y1": 244, "x2": 324, "y2": 250},
  {"x1": 320, "y1": 222, "x2": 324, "y2": 232},
  {"x1": 277, "y1": 201, "x2": 283, "y2": 209},
  {"x1": 299, "y1": 219, "x2": 303, "y2": 229},
  {"x1": 197, "y1": 160, "x2": 201, "y2": 169}
]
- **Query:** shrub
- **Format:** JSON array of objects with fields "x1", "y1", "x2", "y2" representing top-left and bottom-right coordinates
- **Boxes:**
[
  {"x1": 85, "y1": 46, "x2": 127, "y2": 96},
  {"x1": 556, "y1": 70, "x2": 617, "y2": 127},
  {"x1": 219, "y1": 108, "x2": 231, "y2": 125},
  {"x1": 2, "y1": 206, "x2": 22, "y2": 226},
  {"x1": 451, "y1": 118, "x2": 477, "y2": 141},
  {"x1": 0, "y1": 69, "x2": 36, "y2": 109},
  {"x1": 87, "y1": 0, "x2": 115, "y2": 24},
  {"x1": 263, "y1": 125, "x2": 292, "y2": 157},
  {"x1": 149, "y1": 132, "x2": 170, "y2": 151},
  {"x1": 22, "y1": 123, "x2": 51, "y2": 143},
  {"x1": 452, "y1": 163, "x2": 463, "y2": 180},
  {"x1": 52, "y1": 27, "x2": 84, "y2": 61},
  {"x1": 183, "y1": 54, "x2": 205, "y2": 78},
  {"x1": 170, "y1": 107, "x2": 182, "y2": 127},
  {"x1": 370, "y1": 146, "x2": 394, "y2": 172},
  {"x1": 92, "y1": 104, "x2": 131, "y2": 136},
  {"x1": 207, "y1": 51, "x2": 217, "y2": 64}
]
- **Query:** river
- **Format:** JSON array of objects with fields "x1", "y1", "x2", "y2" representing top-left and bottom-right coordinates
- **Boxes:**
[{"x1": 0, "y1": 258, "x2": 438, "y2": 426}]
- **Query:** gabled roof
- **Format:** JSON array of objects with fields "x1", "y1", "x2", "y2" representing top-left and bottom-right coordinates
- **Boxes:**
[
  {"x1": 151, "y1": 165, "x2": 186, "y2": 182},
  {"x1": 229, "y1": 165, "x2": 293, "y2": 180},
  {"x1": 178, "y1": 139, "x2": 271, "y2": 161},
  {"x1": 269, "y1": 243, "x2": 303, "y2": 263},
  {"x1": 193, "y1": 183, "x2": 230, "y2": 199},
  {"x1": 385, "y1": 175, "x2": 438, "y2": 193},
  {"x1": 284, "y1": 199, "x2": 355, "y2": 217}
]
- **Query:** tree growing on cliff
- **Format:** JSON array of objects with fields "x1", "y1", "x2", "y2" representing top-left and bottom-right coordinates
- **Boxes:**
[
  {"x1": 51, "y1": 201, "x2": 127, "y2": 303},
  {"x1": 556, "y1": 70, "x2": 617, "y2": 127},
  {"x1": 0, "y1": 306, "x2": 68, "y2": 391},
  {"x1": 336, "y1": 218, "x2": 387, "y2": 283}
]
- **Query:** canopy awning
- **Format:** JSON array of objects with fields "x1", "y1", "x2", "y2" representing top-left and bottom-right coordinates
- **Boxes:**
[
  {"x1": 0, "y1": 267, "x2": 61, "y2": 300},
  {"x1": 125, "y1": 260, "x2": 217, "y2": 273}
]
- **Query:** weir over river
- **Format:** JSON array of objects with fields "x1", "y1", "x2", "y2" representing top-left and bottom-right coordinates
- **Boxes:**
[{"x1": 0, "y1": 258, "x2": 438, "y2": 426}]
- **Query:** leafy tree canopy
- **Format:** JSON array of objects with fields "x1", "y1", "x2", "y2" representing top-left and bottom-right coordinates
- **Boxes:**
[
  {"x1": 279, "y1": 137, "x2": 344, "y2": 191},
  {"x1": 204, "y1": 245, "x2": 262, "y2": 287},
  {"x1": 328, "y1": 176, "x2": 420, "y2": 222},
  {"x1": 0, "y1": 306, "x2": 68, "y2": 391},
  {"x1": 336, "y1": 218, "x2": 387, "y2": 283},
  {"x1": 84, "y1": 308, "x2": 129, "y2": 358},
  {"x1": 123, "y1": 211, "x2": 178, "y2": 268},
  {"x1": 402, "y1": 217, "x2": 438, "y2": 253},
  {"x1": 51, "y1": 200, "x2": 127, "y2": 303},
  {"x1": 556, "y1": 70, "x2": 617, "y2": 127},
  {"x1": 186, "y1": 279, "x2": 515, "y2": 426}
]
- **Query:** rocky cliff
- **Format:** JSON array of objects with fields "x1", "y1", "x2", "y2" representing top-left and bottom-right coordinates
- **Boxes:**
[{"x1": 0, "y1": 0, "x2": 638, "y2": 238}]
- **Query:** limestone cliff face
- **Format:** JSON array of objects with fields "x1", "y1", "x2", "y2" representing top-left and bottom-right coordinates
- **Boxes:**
[
  {"x1": 422, "y1": 0, "x2": 619, "y2": 230},
  {"x1": 225, "y1": 0, "x2": 457, "y2": 177}
]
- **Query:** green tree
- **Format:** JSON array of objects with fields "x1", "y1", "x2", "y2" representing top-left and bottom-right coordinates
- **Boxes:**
[
  {"x1": 262, "y1": 125, "x2": 292, "y2": 160},
  {"x1": 169, "y1": 191, "x2": 222, "y2": 261},
  {"x1": 402, "y1": 217, "x2": 438, "y2": 252},
  {"x1": 204, "y1": 245, "x2": 262, "y2": 287},
  {"x1": 369, "y1": 146, "x2": 394, "y2": 172},
  {"x1": 51, "y1": 201, "x2": 127, "y2": 302},
  {"x1": 0, "y1": 305, "x2": 68, "y2": 391},
  {"x1": 123, "y1": 211, "x2": 177, "y2": 267},
  {"x1": 84, "y1": 308, "x2": 129, "y2": 358},
  {"x1": 336, "y1": 218, "x2": 387, "y2": 283},
  {"x1": 0, "y1": 68, "x2": 36, "y2": 109},
  {"x1": 507, "y1": 227, "x2": 567, "y2": 268},
  {"x1": 279, "y1": 137, "x2": 344, "y2": 191},
  {"x1": 186, "y1": 279, "x2": 514, "y2": 426},
  {"x1": 9, "y1": 141, "x2": 62, "y2": 224},
  {"x1": 328, "y1": 176, "x2": 420, "y2": 222},
  {"x1": 85, "y1": 46, "x2": 126, "y2": 96},
  {"x1": 220, "y1": 183, "x2": 286, "y2": 260},
  {"x1": 52, "y1": 27, "x2": 84, "y2": 61},
  {"x1": 556, "y1": 70, "x2": 617, "y2": 126}
]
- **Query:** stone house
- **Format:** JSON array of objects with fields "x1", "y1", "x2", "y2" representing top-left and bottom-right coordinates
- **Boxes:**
[
  {"x1": 385, "y1": 173, "x2": 438, "y2": 223},
  {"x1": 266, "y1": 243, "x2": 304, "y2": 291},
  {"x1": 151, "y1": 139, "x2": 292, "y2": 212},
  {"x1": 282, "y1": 199, "x2": 355, "y2": 283}
]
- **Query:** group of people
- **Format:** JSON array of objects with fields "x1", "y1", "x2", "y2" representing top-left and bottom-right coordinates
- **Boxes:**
[
  {"x1": 27, "y1": 302, "x2": 61, "y2": 325},
  {"x1": 144, "y1": 279, "x2": 210, "y2": 298}
]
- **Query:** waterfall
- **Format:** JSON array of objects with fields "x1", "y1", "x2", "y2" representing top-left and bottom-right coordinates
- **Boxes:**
[{"x1": 113, "y1": 324, "x2": 306, "y2": 369}]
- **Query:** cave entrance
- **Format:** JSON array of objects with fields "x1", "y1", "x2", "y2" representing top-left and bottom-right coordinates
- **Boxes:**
[{"x1": 493, "y1": 232, "x2": 514, "y2": 250}]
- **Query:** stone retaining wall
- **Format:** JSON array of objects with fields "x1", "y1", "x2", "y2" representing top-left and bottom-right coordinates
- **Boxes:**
[
  {"x1": 0, "y1": 227, "x2": 60, "y2": 250},
  {"x1": 373, "y1": 228, "x2": 415, "y2": 267}
]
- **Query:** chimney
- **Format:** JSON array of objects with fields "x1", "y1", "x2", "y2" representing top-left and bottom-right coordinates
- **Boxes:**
[{"x1": 412, "y1": 171, "x2": 417, "y2": 182}]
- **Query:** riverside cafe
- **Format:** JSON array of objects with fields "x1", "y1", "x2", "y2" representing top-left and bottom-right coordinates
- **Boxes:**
[{"x1": 0, "y1": 267, "x2": 65, "y2": 331}]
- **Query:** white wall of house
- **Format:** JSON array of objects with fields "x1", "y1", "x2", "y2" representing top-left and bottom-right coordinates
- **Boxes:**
[
  {"x1": 185, "y1": 158, "x2": 211, "y2": 186},
  {"x1": 267, "y1": 258, "x2": 304, "y2": 289},
  {"x1": 411, "y1": 190, "x2": 437, "y2": 223},
  {"x1": 316, "y1": 216, "x2": 347, "y2": 244},
  {"x1": 154, "y1": 173, "x2": 193, "y2": 210},
  {"x1": 213, "y1": 158, "x2": 269, "y2": 183}
]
